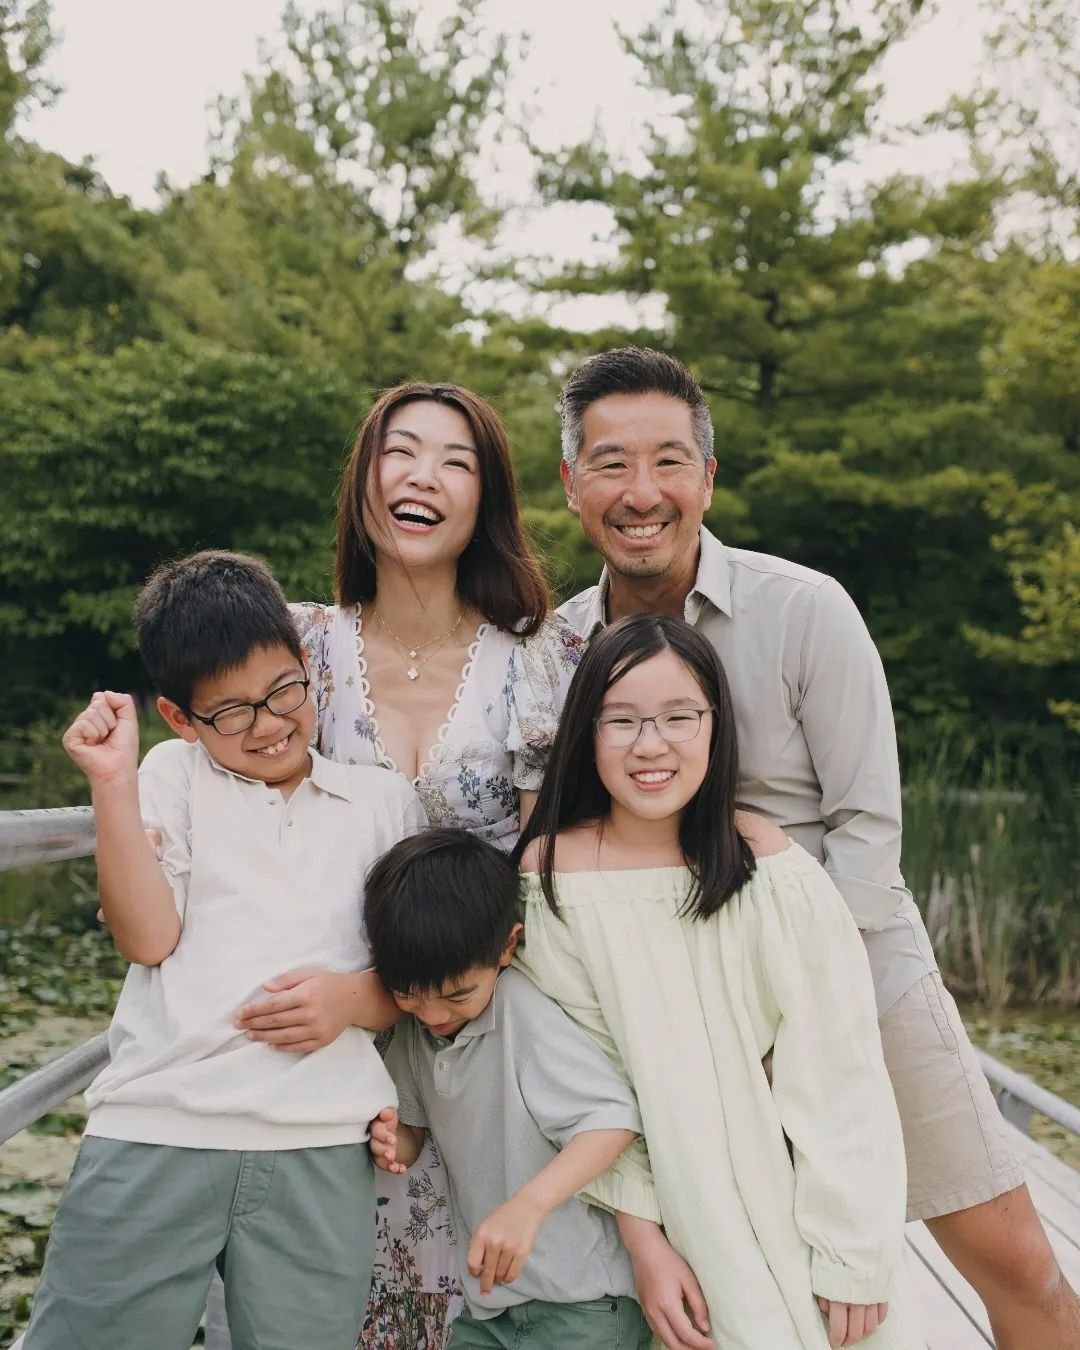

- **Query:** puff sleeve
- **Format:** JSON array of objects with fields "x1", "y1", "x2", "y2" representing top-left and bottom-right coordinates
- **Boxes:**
[
  {"x1": 753, "y1": 858, "x2": 907, "y2": 1304},
  {"x1": 515, "y1": 879, "x2": 662, "y2": 1225},
  {"x1": 289, "y1": 601, "x2": 334, "y2": 750},
  {"x1": 504, "y1": 616, "x2": 584, "y2": 791}
]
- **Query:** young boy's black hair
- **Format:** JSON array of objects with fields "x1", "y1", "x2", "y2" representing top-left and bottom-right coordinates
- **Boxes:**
[
  {"x1": 134, "y1": 550, "x2": 302, "y2": 711},
  {"x1": 364, "y1": 828, "x2": 521, "y2": 995}
]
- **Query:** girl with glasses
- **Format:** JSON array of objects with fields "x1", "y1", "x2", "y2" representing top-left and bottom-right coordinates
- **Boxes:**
[{"x1": 514, "y1": 615, "x2": 922, "y2": 1349}]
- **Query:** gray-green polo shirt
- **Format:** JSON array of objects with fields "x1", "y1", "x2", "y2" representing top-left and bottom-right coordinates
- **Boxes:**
[{"x1": 384, "y1": 967, "x2": 641, "y2": 1319}]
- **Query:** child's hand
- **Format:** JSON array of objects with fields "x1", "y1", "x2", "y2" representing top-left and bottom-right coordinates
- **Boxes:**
[
  {"x1": 235, "y1": 968, "x2": 353, "y2": 1053},
  {"x1": 620, "y1": 1218, "x2": 712, "y2": 1350},
  {"x1": 62, "y1": 692, "x2": 140, "y2": 785},
  {"x1": 817, "y1": 1298, "x2": 888, "y2": 1347},
  {"x1": 369, "y1": 1107, "x2": 406, "y2": 1174},
  {"x1": 467, "y1": 1196, "x2": 543, "y2": 1295}
]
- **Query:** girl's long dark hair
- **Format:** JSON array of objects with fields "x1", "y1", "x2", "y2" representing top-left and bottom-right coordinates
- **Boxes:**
[{"x1": 514, "y1": 615, "x2": 755, "y2": 920}]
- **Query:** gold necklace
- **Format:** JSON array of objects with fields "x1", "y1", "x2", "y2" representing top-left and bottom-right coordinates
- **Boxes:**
[{"x1": 373, "y1": 608, "x2": 465, "y2": 681}]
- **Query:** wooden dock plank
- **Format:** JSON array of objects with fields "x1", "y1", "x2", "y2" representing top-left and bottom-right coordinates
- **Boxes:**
[
  {"x1": 905, "y1": 1235, "x2": 993, "y2": 1348},
  {"x1": 906, "y1": 1220, "x2": 994, "y2": 1345}
]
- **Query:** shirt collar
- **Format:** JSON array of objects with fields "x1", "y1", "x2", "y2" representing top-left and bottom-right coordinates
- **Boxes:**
[
  {"x1": 305, "y1": 748, "x2": 364, "y2": 802},
  {"x1": 424, "y1": 976, "x2": 503, "y2": 1049},
  {"x1": 199, "y1": 741, "x2": 357, "y2": 803},
  {"x1": 451, "y1": 996, "x2": 498, "y2": 1045},
  {"x1": 579, "y1": 527, "x2": 732, "y2": 632},
  {"x1": 688, "y1": 526, "x2": 732, "y2": 618}
]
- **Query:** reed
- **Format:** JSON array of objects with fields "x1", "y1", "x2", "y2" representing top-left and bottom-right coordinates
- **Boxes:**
[{"x1": 901, "y1": 722, "x2": 1080, "y2": 1008}]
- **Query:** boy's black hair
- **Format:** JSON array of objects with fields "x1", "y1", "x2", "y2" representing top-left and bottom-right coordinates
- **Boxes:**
[
  {"x1": 134, "y1": 550, "x2": 303, "y2": 711},
  {"x1": 364, "y1": 828, "x2": 521, "y2": 995}
]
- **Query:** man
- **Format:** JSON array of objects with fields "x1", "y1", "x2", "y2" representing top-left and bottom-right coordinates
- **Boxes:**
[{"x1": 557, "y1": 346, "x2": 1080, "y2": 1350}]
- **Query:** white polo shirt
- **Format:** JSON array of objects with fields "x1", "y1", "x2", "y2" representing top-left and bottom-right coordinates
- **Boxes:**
[{"x1": 85, "y1": 739, "x2": 426, "y2": 1151}]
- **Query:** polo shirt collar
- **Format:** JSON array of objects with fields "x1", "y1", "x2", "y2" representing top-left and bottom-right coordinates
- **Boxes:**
[
  {"x1": 425, "y1": 976, "x2": 503, "y2": 1049},
  {"x1": 584, "y1": 527, "x2": 732, "y2": 630},
  {"x1": 196, "y1": 741, "x2": 357, "y2": 803},
  {"x1": 306, "y1": 748, "x2": 364, "y2": 802},
  {"x1": 452, "y1": 997, "x2": 498, "y2": 1045}
]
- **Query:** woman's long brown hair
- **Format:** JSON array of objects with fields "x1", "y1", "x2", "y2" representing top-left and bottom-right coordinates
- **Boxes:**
[{"x1": 335, "y1": 382, "x2": 549, "y2": 635}]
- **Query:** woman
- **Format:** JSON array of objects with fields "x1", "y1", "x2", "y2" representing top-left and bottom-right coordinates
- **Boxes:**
[{"x1": 292, "y1": 382, "x2": 583, "y2": 1348}]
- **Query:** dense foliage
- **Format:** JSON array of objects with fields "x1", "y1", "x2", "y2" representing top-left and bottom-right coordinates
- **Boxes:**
[{"x1": 1, "y1": 0, "x2": 1076, "y2": 761}]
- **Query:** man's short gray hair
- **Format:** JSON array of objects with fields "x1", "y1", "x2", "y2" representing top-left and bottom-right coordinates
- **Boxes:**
[{"x1": 559, "y1": 346, "x2": 715, "y2": 474}]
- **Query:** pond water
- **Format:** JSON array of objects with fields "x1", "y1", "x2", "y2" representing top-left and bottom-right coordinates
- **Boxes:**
[{"x1": 962, "y1": 1005, "x2": 1080, "y2": 1172}]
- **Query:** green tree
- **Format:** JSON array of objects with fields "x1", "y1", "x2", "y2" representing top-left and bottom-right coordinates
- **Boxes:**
[
  {"x1": 1, "y1": 342, "x2": 355, "y2": 734},
  {"x1": 149, "y1": 0, "x2": 508, "y2": 382},
  {"x1": 963, "y1": 479, "x2": 1080, "y2": 734},
  {"x1": 533, "y1": 0, "x2": 1072, "y2": 738}
]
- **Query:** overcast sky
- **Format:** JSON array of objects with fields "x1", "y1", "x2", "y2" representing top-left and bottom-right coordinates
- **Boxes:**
[{"x1": 23, "y1": 0, "x2": 995, "y2": 327}]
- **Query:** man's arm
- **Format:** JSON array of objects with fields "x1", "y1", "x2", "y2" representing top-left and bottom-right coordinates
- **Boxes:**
[
  {"x1": 468, "y1": 1128, "x2": 636, "y2": 1295},
  {"x1": 795, "y1": 579, "x2": 911, "y2": 931},
  {"x1": 62, "y1": 693, "x2": 182, "y2": 966}
]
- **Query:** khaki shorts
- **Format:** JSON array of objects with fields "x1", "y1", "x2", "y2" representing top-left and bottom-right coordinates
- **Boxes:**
[{"x1": 879, "y1": 971, "x2": 1025, "y2": 1222}]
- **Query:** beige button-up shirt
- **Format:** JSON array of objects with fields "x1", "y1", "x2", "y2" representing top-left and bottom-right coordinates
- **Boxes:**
[{"x1": 559, "y1": 527, "x2": 936, "y2": 1016}]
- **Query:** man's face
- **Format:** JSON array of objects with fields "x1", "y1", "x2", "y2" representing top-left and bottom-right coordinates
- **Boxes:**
[{"x1": 563, "y1": 393, "x2": 715, "y2": 582}]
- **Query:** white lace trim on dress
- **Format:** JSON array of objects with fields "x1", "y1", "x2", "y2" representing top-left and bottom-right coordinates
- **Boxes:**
[{"x1": 354, "y1": 603, "x2": 488, "y2": 786}]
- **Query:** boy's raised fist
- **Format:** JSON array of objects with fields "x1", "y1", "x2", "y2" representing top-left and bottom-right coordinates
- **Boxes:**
[{"x1": 62, "y1": 691, "x2": 140, "y2": 783}]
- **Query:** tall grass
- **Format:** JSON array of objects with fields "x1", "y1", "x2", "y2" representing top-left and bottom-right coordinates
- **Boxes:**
[{"x1": 901, "y1": 723, "x2": 1080, "y2": 1008}]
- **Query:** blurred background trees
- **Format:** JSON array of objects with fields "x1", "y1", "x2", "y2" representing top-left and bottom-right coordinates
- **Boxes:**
[{"x1": 2, "y1": 0, "x2": 1077, "y2": 872}]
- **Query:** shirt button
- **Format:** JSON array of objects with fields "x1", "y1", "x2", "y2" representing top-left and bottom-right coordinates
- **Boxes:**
[{"x1": 438, "y1": 1060, "x2": 449, "y2": 1071}]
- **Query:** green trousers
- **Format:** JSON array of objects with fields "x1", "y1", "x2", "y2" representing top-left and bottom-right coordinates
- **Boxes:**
[
  {"x1": 446, "y1": 1297, "x2": 652, "y2": 1350},
  {"x1": 23, "y1": 1134, "x2": 375, "y2": 1350}
]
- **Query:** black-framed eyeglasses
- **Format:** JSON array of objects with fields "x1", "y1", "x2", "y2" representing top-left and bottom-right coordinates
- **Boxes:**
[
  {"x1": 188, "y1": 678, "x2": 310, "y2": 736},
  {"x1": 594, "y1": 706, "x2": 714, "y2": 748}
]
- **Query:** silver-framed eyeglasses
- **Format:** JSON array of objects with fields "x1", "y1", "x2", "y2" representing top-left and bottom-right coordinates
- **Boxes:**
[
  {"x1": 188, "y1": 677, "x2": 310, "y2": 736},
  {"x1": 595, "y1": 706, "x2": 714, "y2": 748}
]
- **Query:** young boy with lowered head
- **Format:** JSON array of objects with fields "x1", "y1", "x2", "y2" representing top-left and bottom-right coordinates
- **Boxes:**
[
  {"x1": 23, "y1": 550, "x2": 424, "y2": 1350},
  {"x1": 364, "y1": 827, "x2": 653, "y2": 1350}
]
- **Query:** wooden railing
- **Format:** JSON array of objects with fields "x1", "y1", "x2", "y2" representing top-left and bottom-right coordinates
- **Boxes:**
[
  {"x1": 0, "y1": 807, "x2": 230, "y2": 1349},
  {"x1": 3, "y1": 804, "x2": 1080, "y2": 1349}
]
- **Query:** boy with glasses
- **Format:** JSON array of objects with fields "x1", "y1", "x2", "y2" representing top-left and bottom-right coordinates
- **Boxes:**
[{"x1": 23, "y1": 549, "x2": 425, "y2": 1350}]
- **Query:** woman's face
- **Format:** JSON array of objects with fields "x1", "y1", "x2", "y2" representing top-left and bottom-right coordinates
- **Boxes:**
[
  {"x1": 364, "y1": 399, "x2": 482, "y2": 573},
  {"x1": 593, "y1": 647, "x2": 713, "y2": 824}
]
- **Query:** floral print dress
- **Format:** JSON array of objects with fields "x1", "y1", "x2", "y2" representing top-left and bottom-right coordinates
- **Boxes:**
[{"x1": 291, "y1": 603, "x2": 583, "y2": 1349}]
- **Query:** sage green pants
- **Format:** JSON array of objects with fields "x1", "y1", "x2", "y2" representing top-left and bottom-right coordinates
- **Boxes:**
[
  {"x1": 23, "y1": 1134, "x2": 375, "y2": 1350},
  {"x1": 446, "y1": 1297, "x2": 652, "y2": 1349}
]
